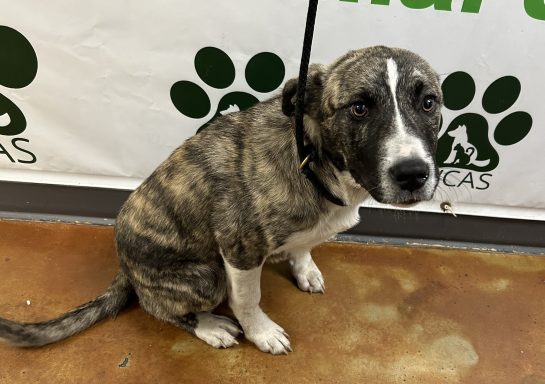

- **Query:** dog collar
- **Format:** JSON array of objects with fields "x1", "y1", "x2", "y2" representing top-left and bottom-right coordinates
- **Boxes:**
[{"x1": 298, "y1": 139, "x2": 347, "y2": 207}]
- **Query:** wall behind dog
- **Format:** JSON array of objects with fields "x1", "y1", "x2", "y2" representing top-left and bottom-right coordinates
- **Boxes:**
[{"x1": 0, "y1": 0, "x2": 544, "y2": 220}]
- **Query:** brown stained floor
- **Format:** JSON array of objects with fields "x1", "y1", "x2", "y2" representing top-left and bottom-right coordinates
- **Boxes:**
[{"x1": 0, "y1": 220, "x2": 545, "y2": 383}]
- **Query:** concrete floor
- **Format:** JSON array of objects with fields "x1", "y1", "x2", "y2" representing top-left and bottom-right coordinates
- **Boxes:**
[{"x1": 0, "y1": 220, "x2": 544, "y2": 383}]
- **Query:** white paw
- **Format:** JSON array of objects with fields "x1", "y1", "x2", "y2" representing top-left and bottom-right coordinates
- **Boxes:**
[
  {"x1": 194, "y1": 313, "x2": 242, "y2": 349},
  {"x1": 244, "y1": 314, "x2": 292, "y2": 355},
  {"x1": 290, "y1": 257, "x2": 325, "y2": 293}
]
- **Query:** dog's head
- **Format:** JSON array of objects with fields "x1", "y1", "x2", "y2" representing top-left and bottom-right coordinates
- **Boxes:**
[{"x1": 282, "y1": 46, "x2": 442, "y2": 205}]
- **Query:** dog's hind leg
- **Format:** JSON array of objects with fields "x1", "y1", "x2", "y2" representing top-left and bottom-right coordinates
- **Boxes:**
[
  {"x1": 172, "y1": 312, "x2": 242, "y2": 349},
  {"x1": 130, "y1": 256, "x2": 242, "y2": 349},
  {"x1": 138, "y1": 291, "x2": 243, "y2": 349},
  {"x1": 289, "y1": 250, "x2": 325, "y2": 293}
]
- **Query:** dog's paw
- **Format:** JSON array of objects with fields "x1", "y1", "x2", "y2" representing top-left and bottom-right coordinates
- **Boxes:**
[
  {"x1": 194, "y1": 313, "x2": 242, "y2": 349},
  {"x1": 244, "y1": 314, "x2": 291, "y2": 355},
  {"x1": 290, "y1": 257, "x2": 325, "y2": 293}
]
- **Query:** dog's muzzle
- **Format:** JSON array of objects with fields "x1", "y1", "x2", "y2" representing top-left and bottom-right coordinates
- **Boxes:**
[{"x1": 372, "y1": 154, "x2": 438, "y2": 205}]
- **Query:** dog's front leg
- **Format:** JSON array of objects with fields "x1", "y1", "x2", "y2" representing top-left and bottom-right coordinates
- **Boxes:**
[
  {"x1": 289, "y1": 250, "x2": 325, "y2": 293},
  {"x1": 222, "y1": 257, "x2": 292, "y2": 355}
]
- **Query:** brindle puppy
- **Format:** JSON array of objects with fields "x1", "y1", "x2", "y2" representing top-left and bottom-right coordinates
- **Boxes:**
[{"x1": 0, "y1": 46, "x2": 443, "y2": 355}]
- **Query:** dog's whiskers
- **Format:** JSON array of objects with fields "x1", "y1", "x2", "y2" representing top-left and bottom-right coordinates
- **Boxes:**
[{"x1": 438, "y1": 172, "x2": 473, "y2": 203}]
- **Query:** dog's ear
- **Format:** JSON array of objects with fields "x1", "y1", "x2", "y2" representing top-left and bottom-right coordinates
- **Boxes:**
[{"x1": 281, "y1": 64, "x2": 326, "y2": 119}]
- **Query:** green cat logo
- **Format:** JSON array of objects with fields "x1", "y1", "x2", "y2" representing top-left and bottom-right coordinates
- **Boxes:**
[
  {"x1": 437, "y1": 72, "x2": 533, "y2": 173},
  {"x1": 170, "y1": 47, "x2": 285, "y2": 132}
]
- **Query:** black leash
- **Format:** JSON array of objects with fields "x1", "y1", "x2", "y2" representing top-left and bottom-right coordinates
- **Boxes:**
[{"x1": 294, "y1": 0, "x2": 346, "y2": 207}]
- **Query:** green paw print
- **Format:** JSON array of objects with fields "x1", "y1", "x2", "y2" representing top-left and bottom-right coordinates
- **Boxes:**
[
  {"x1": 170, "y1": 47, "x2": 285, "y2": 132},
  {"x1": 437, "y1": 72, "x2": 532, "y2": 172},
  {"x1": 0, "y1": 25, "x2": 38, "y2": 136}
]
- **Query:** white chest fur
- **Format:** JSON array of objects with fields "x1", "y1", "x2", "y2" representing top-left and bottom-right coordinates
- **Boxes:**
[
  {"x1": 273, "y1": 171, "x2": 368, "y2": 255},
  {"x1": 274, "y1": 203, "x2": 362, "y2": 255}
]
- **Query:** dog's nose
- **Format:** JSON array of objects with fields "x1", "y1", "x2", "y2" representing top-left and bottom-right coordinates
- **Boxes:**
[{"x1": 389, "y1": 158, "x2": 429, "y2": 192}]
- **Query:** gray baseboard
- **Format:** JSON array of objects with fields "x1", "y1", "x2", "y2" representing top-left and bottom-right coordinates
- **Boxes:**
[
  {"x1": 1, "y1": 180, "x2": 544, "y2": 251},
  {"x1": 0, "y1": 181, "x2": 129, "y2": 220},
  {"x1": 348, "y1": 209, "x2": 545, "y2": 251}
]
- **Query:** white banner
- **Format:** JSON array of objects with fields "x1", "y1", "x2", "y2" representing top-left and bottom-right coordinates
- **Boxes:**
[{"x1": 1, "y1": 0, "x2": 544, "y2": 219}]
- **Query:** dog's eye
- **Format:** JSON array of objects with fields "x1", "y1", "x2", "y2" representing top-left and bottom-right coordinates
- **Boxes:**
[
  {"x1": 422, "y1": 96, "x2": 435, "y2": 112},
  {"x1": 350, "y1": 102, "x2": 368, "y2": 118}
]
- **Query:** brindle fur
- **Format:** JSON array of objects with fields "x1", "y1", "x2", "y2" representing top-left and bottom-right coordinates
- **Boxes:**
[{"x1": 0, "y1": 46, "x2": 443, "y2": 350}]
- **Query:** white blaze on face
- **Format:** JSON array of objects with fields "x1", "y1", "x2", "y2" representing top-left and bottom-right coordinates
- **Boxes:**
[
  {"x1": 387, "y1": 59, "x2": 405, "y2": 141},
  {"x1": 385, "y1": 58, "x2": 427, "y2": 158},
  {"x1": 381, "y1": 58, "x2": 436, "y2": 199}
]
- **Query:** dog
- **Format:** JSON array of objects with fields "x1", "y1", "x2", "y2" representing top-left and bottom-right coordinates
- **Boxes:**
[
  {"x1": 444, "y1": 124, "x2": 490, "y2": 167},
  {"x1": 0, "y1": 46, "x2": 443, "y2": 355}
]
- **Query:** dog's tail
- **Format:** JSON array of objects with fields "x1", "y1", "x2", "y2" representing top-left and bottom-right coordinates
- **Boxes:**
[{"x1": 0, "y1": 272, "x2": 133, "y2": 347}]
